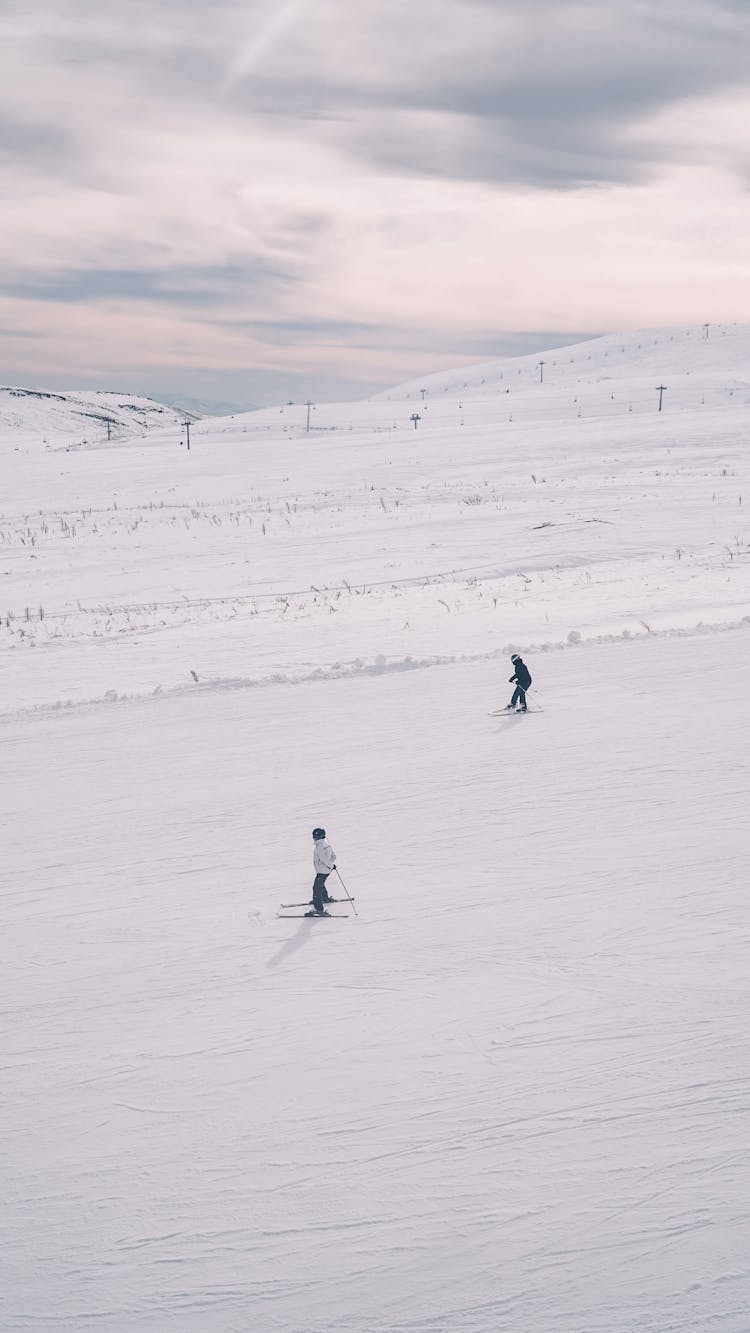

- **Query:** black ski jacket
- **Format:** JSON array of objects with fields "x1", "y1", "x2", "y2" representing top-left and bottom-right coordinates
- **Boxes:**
[{"x1": 509, "y1": 659, "x2": 532, "y2": 689}]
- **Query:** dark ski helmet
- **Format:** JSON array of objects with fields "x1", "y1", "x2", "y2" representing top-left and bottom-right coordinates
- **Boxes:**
[
  {"x1": 511, "y1": 653, "x2": 520, "y2": 662},
  {"x1": 312, "y1": 827, "x2": 326, "y2": 840}
]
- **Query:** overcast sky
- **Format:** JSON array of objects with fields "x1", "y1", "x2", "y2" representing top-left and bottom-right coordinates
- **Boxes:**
[{"x1": 2, "y1": 0, "x2": 750, "y2": 408}]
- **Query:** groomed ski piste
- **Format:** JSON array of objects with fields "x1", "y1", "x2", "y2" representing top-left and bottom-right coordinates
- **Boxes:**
[{"x1": 3, "y1": 324, "x2": 750, "y2": 1332}]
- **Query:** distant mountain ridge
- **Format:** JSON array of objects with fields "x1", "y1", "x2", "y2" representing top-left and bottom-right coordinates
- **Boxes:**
[{"x1": 0, "y1": 385, "x2": 198, "y2": 444}]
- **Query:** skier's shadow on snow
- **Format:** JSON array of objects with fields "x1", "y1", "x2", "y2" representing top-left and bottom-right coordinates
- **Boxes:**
[{"x1": 267, "y1": 920, "x2": 314, "y2": 968}]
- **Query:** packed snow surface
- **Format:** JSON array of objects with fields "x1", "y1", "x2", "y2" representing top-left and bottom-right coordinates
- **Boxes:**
[{"x1": 2, "y1": 324, "x2": 750, "y2": 1332}]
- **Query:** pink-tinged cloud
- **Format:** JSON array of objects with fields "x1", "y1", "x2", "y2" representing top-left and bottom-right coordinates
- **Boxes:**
[{"x1": 0, "y1": 0, "x2": 749, "y2": 405}]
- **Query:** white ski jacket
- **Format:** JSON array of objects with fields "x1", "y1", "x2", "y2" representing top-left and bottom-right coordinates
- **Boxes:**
[{"x1": 313, "y1": 839, "x2": 336, "y2": 874}]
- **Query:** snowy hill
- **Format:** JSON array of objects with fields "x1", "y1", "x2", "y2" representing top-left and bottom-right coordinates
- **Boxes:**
[
  {"x1": 221, "y1": 320, "x2": 750, "y2": 443},
  {"x1": 0, "y1": 384, "x2": 197, "y2": 446},
  {"x1": 4, "y1": 318, "x2": 745, "y2": 715},
  {"x1": 380, "y1": 320, "x2": 750, "y2": 407},
  {"x1": 3, "y1": 323, "x2": 750, "y2": 1333}
]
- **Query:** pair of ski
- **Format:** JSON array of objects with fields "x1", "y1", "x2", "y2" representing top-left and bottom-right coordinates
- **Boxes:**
[
  {"x1": 278, "y1": 896, "x2": 354, "y2": 920},
  {"x1": 489, "y1": 707, "x2": 537, "y2": 716}
]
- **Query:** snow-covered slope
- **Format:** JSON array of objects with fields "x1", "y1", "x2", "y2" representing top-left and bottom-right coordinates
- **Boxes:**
[
  {"x1": 1, "y1": 321, "x2": 748, "y2": 714},
  {"x1": 0, "y1": 384, "x2": 196, "y2": 446},
  {"x1": 2, "y1": 323, "x2": 750, "y2": 1333},
  {"x1": 379, "y1": 321, "x2": 750, "y2": 409}
]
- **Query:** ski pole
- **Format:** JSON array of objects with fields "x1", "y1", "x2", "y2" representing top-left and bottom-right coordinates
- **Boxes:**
[{"x1": 335, "y1": 866, "x2": 358, "y2": 916}]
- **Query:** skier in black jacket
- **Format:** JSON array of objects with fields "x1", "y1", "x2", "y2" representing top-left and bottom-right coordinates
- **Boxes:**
[{"x1": 507, "y1": 653, "x2": 531, "y2": 711}]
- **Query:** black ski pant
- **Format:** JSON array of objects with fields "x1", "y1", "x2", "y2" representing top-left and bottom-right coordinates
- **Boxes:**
[
  {"x1": 312, "y1": 873, "x2": 331, "y2": 912},
  {"x1": 510, "y1": 685, "x2": 527, "y2": 708}
]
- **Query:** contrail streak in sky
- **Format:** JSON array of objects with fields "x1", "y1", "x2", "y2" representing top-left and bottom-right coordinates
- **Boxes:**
[{"x1": 224, "y1": 1, "x2": 308, "y2": 89}]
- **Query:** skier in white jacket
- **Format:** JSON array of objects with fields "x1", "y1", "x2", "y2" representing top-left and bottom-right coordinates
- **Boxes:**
[{"x1": 310, "y1": 828, "x2": 336, "y2": 915}]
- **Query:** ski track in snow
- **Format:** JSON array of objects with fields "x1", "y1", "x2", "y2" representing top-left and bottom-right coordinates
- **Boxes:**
[
  {"x1": 2, "y1": 325, "x2": 750, "y2": 1332},
  {"x1": 1, "y1": 612, "x2": 749, "y2": 726}
]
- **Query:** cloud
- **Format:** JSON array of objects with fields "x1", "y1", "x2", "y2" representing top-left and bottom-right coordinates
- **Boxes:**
[
  {"x1": 0, "y1": 114, "x2": 71, "y2": 169},
  {"x1": 5, "y1": 2, "x2": 749, "y2": 196},
  {"x1": 1, "y1": 0, "x2": 749, "y2": 402},
  {"x1": 8, "y1": 2, "x2": 750, "y2": 187},
  {"x1": 219, "y1": 0, "x2": 750, "y2": 185},
  {"x1": 0, "y1": 261, "x2": 293, "y2": 308}
]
